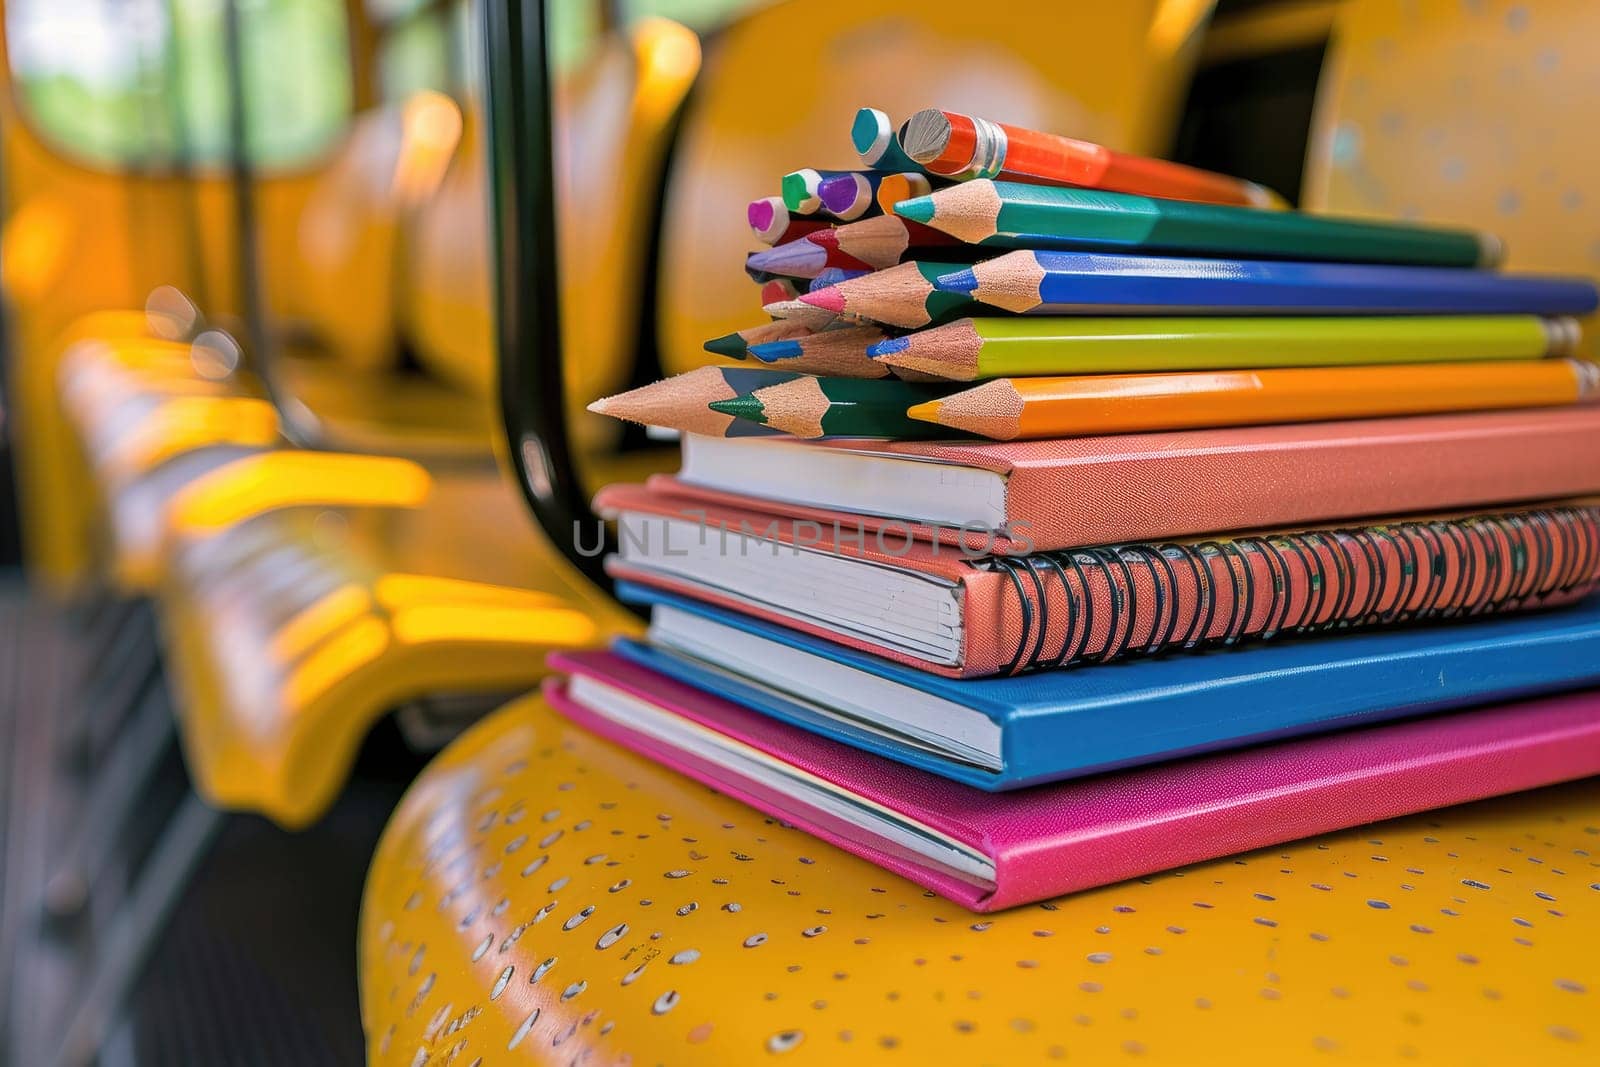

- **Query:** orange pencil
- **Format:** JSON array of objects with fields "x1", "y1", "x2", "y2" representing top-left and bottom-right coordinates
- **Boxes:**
[
  {"x1": 899, "y1": 107, "x2": 1281, "y2": 208},
  {"x1": 907, "y1": 360, "x2": 1600, "y2": 441}
]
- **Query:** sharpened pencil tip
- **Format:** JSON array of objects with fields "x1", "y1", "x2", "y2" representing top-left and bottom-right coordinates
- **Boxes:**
[
  {"x1": 867, "y1": 336, "x2": 910, "y2": 358},
  {"x1": 702, "y1": 332, "x2": 749, "y2": 359},
  {"x1": 707, "y1": 395, "x2": 768, "y2": 424},
  {"x1": 800, "y1": 288, "x2": 846, "y2": 314},
  {"x1": 586, "y1": 398, "x2": 609, "y2": 414},
  {"x1": 934, "y1": 267, "x2": 979, "y2": 294},
  {"x1": 748, "y1": 340, "x2": 803, "y2": 363},
  {"x1": 894, "y1": 196, "x2": 935, "y2": 223},
  {"x1": 905, "y1": 400, "x2": 941, "y2": 424}
]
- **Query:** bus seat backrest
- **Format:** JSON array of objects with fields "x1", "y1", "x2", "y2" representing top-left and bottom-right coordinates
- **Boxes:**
[
  {"x1": 402, "y1": 17, "x2": 702, "y2": 452},
  {"x1": 291, "y1": 105, "x2": 407, "y2": 372},
  {"x1": 1305, "y1": 0, "x2": 1600, "y2": 353}
]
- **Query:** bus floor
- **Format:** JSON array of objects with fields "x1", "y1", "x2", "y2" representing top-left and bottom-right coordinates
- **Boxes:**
[{"x1": 1, "y1": 575, "x2": 421, "y2": 1065}]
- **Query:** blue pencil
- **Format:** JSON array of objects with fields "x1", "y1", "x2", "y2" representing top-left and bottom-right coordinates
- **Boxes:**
[{"x1": 936, "y1": 250, "x2": 1600, "y2": 316}]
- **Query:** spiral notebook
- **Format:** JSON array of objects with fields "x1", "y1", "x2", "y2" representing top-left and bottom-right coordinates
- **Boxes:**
[
  {"x1": 614, "y1": 583, "x2": 1600, "y2": 789},
  {"x1": 548, "y1": 651, "x2": 1600, "y2": 911},
  {"x1": 599, "y1": 483, "x2": 1600, "y2": 677}
]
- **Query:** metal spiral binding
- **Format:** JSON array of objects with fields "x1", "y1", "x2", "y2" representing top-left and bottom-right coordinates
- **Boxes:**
[{"x1": 983, "y1": 505, "x2": 1600, "y2": 675}]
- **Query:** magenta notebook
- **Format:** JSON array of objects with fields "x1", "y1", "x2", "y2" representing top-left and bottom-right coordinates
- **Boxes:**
[{"x1": 547, "y1": 650, "x2": 1600, "y2": 912}]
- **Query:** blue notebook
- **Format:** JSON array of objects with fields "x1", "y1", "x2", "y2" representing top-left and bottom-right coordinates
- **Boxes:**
[{"x1": 613, "y1": 582, "x2": 1600, "y2": 791}]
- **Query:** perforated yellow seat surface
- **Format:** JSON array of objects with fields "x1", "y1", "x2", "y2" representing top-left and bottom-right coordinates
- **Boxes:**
[{"x1": 360, "y1": 696, "x2": 1599, "y2": 1064}]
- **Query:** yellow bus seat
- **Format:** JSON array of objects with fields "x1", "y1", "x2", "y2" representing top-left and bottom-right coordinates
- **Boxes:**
[
  {"x1": 653, "y1": 0, "x2": 1213, "y2": 382},
  {"x1": 401, "y1": 17, "x2": 703, "y2": 456},
  {"x1": 360, "y1": 695, "x2": 1600, "y2": 1063},
  {"x1": 58, "y1": 340, "x2": 277, "y2": 484},
  {"x1": 1304, "y1": 0, "x2": 1599, "y2": 353},
  {"x1": 281, "y1": 102, "x2": 409, "y2": 375},
  {"x1": 157, "y1": 512, "x2": 604, "y2": 828}
]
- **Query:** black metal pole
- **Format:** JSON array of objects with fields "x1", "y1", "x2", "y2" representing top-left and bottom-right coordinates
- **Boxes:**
[{"x1": 483, "y1": 0, "x2": 611, "y2": 586}]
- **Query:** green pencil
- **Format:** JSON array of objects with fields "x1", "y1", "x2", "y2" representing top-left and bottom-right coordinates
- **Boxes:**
[
  {"x1": 707, "y1": 375, "x2": 957, "y2": 438},
  {"x1": 868, "y1": 315, "x2": 1581, "y2": 381},
  {"x1": 781, "y1": 168, "x2": 868, "y2": 214},
  {"x1": 896, "y1": 180, "x2": 1502, "y2": 267},
  {"x1": 589, "y1": 366, "x2": 799, "y2": 437}
]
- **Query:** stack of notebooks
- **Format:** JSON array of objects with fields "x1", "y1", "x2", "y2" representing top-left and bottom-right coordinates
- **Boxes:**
[{"x1": 564, "y1": 106, "x2": 1600, "y2": 912}]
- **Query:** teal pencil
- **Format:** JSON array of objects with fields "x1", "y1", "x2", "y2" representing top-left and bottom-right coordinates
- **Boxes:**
[
  {"x1": 588, "y1": 366, "x2": 797, "y2": 437},
  {"x1": 897, "y1": 180, "x2": 1502, "y2": 267},
  {"x1": 851, "y1": 107, "x2": 924, "y2": 172}
]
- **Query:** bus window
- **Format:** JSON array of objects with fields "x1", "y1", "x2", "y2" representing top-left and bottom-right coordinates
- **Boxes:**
[{"x1": 4, "y1": 0, "x2": 352, "y2": 170}]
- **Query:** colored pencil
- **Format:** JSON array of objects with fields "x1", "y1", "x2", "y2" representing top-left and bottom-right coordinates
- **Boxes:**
[
  {"x1": 896, "y1": 180, "x2": 1499, "y2": 266},
  {"x1": 746, "y1": 265, "x2": 794, "y2": 286},
  {"x1": 747, "y1": 197, "x2": 829, "y2": 242},
  {"x1": 874, "y1": 171, "x2": 937, "y2": 214},
  {"x1": 763, "y1": 299, "x2": 841, "y2": 330},
  {"x1": 817, "y1": 171, "x2": 933, "y2": 221},
  {"x1": 851, "y1": 106, "x2": 922, "y2": 171},
  {"x1": 588, "y1": 366, "x2": 798, "y2": 437},
  {"x1": 899, "y1": 107, "x2": 1281, "y2": 207},
  {"x1": 807, "y1": 214, "x2": 967, "y2": 271},
  {"x1": 709, "y1": 375, "x2": 956, "y2": 439},
  {"x1": 746, "y1": 238, "x2": 873, "y2": 280},
  {"x1": 768, "y1": 217, "x2": 833, "y2": 247},
  {"x1": 905, "y1": 360, "x2": 1600, "y2": 441},
  {"x1": 800, "y1": 261, "x2": 977, "y2": 329},
  {"x1": 781, "y1": 168, "x2": 869, "y2": 214},
  {"x1": 759, "y1": 277, "x2": 804, "y2": 304},
  {"x1": 703, "y1": 319, "x2": 816, "y2": 360},
  {"x1": 868, "y1": 315, "x2": 1580, "y2": 381},
  {"x1": 809, "y1": 267, "x2": 869, "y2": 291},
  {"x1": 937, "y1": 250, "x2": 1600, "y2": 316},
  {"x1": 747, "y1": 326, "x2": 943, "y2": 381}
]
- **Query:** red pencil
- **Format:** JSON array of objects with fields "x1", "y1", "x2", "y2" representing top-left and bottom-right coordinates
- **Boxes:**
[
  {"x1": 759, "y1": 277, "x2": 804, "y2": 304},
  {"x1": 900, "y1": 108, "x2": 1281, "y2": 208}
]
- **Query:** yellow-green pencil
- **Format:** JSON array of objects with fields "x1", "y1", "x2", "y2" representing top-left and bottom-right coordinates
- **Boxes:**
[{"x1": 867, "y1": 315, "x2": 1580, "y2": 382}]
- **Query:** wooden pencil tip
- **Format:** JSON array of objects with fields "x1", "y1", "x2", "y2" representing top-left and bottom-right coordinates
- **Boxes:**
[
  {"x1": 703, "y1": 332, "x2": 748, "y2": 359},
  {"x1": 934, "y1": 267, "x2": 979, "y2": 294},
  {"x1": 808, "y1": 228, "x2": 840, "y2": 250},
  {"x1": 748, "y1": 340, "x2": 803, "y2": 363},
  {"x1": 800, "y1": 288, "x2": 846, "y2": 314},
  {"x1": 708, "y1": 395, "x2": 767, "y2": 424},
  {"x1": 894, "y1": 196, "x2": 935, "y2": 224},
  {"x1": 867, "y1": 336, "x2": 909, "y2": 359},
  {"x1": 905, "y1": 399, "x2": 941, "y2": 423}
]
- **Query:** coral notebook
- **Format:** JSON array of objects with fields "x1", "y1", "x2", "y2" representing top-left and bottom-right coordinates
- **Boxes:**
[
  {"x1": 547, "y1": 650, "x2": 1600, "y2": 911},
  {"x1": 614, "y1": 584, "x2": 1600, "y2": 789},
  {"x1": 666, "y1": 406, "x2": 1600, "y2": 552},
  {"x1": 598, "y1": 483, "x2": 1600, "y2": 677}
]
